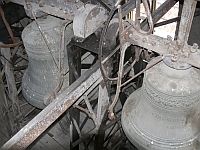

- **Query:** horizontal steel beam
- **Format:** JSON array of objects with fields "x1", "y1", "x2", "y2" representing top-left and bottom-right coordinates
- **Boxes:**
[
  {"x1": 9, "y1": 0, "x2": 136, "y2": 20},
  {"x1": 177, "y1": 0, "x2": 197, "y2": 44}
]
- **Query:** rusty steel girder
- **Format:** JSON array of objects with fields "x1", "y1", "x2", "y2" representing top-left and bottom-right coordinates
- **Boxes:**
[{"x1": 9, "y1": 0, "x2": 84, "y2": 19}]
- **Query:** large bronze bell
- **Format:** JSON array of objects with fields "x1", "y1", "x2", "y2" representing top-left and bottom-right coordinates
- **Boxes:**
[
  {"x1": 122, "y1": 57, "x2": 200, "y2": 150},
  {"x1": 22, "y1": 16, "x2": 73, "y2": 109}
]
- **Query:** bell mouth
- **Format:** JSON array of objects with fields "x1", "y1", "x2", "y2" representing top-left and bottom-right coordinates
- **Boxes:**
[
  {"x1": 121, "y1": 89, "x2": 199, "y2": 150},
  {"x1": 163, "y1": 55, "x2": 191, "y2": 70}
]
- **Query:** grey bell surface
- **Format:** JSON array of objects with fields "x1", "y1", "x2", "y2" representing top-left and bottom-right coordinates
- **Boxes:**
[
  {"x1": 21, "y1": 15, "x2": 72, "y2": 109},
  {"x1": 122, "y1": 57, "x2": 200, "y2": 150}
]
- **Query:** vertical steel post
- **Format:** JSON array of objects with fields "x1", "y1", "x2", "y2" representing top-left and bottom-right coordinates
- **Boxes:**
[{"x1": 177, "y1": 0, "x2": 197, "y2": 44}]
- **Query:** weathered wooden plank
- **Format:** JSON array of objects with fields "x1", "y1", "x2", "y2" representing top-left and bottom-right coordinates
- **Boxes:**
[
  {"x1": 47, "y1": 123, "x2": 70, "y2": 148},
  {"x1": 0, "y1": 74, "x2": 11, "y2": 147},
  {"x1": 0, "y1": 47, "x2": 21, "y2": 125},
  {"x1": 30, "y1": 134, "x2": 66, "y2": 150}
]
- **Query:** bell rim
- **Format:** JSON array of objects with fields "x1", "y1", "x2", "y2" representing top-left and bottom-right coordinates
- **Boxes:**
[{"x1": 121, "y1": 89, "x2": 199, "y2": 149}]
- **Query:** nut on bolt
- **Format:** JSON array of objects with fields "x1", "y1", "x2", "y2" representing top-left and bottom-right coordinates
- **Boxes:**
[
  {"x1": 165, "y1": 35, "x2": 172, "y2": 45},
  {"x1": 171, "y1": 53, "x2": 178, "y2": 62},
  {"x1": 167, "y1": 35, "x2": 172, "y2": 42},
  {"x1": 191, "y1": 43, "x2": 199, "y2": 53}
]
